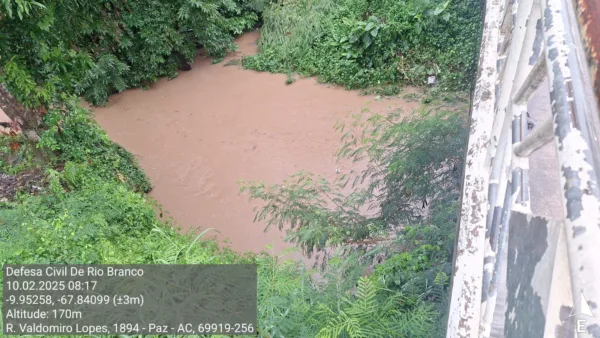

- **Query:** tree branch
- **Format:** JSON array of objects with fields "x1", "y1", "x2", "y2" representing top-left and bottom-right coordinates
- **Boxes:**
[{"x1": 344, "y1": 237, "x2": 394, "y2": 245}]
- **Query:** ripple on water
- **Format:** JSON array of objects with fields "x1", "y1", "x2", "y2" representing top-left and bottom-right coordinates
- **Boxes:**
[{"x1": 93, "y1": 30, "x2": 421, "y2": 254}]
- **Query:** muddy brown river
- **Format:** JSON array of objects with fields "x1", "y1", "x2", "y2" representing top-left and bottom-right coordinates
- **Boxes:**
[{"x1": 93, "y1": 31, "x2": 419, "y2": 254}]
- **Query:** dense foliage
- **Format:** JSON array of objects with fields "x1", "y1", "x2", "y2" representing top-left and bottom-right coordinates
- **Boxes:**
[
  {"x1": 240, "y1": 106, "x2": 468, "y2": 336},
  {"x1": 243, "y1": 0, "x2": 482, "y2": 92},
  {"x1": 1, "y1": 0, "x2": 481, "y2": 336},
  {"x1": 0, "y1": 0, "x2": 263, "y2": 106}
]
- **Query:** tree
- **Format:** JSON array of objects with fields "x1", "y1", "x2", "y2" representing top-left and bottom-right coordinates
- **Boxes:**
[
  {"x1": 240, "y1": 107, "x2": 467, "y2": 259},
  {"x1": 240, "y1": 106, "x2": 468, "y2": 336}
]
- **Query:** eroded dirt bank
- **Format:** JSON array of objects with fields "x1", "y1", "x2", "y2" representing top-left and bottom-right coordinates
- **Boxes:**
[{"x1": 93, "y1": 31, "x2": 420, "y2": 254}]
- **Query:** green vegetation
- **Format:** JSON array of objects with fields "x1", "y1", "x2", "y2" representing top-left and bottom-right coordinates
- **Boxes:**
[
  {"x1": 239, "y1": 107, "x2": 468, "y2": 336},
  {"x1": 243, "y1": 0, "x2": 482, "y2": 91},
  {"x1": 1, "y1": 0, "x2": 482, "y2": 336},
  {"x1": 0, "y1": 0, "x2": 263, "y2": 106}
]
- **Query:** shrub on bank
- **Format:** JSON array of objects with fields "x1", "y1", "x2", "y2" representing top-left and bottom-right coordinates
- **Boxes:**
[
  {"x1": 243, "y1": 0, "x2": 482, "y2": 92},
  {"x1": 0, "y1": 0, "x2": 264, "y2": 106}
]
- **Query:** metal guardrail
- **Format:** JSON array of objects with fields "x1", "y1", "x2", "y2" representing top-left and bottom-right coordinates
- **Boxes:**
[{"x1": 446, "y1": 0, "x2": 600, "y2": 336}]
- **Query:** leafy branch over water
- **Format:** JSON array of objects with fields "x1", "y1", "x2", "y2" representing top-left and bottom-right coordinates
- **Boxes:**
[
  {"x1": 239, "y1": 106, "x2": 468, "y2": 335},
  {"x1": 244, "y1": 0, "x2": 482, "y2": 91},
  {"x1": 240, "y1": 108, "x2": 467, "y2": 258}
]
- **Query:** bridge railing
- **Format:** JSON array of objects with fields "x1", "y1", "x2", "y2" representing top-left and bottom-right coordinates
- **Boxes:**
[{"x1": 446, "y1": 0, "x2": 600, "y2": 336}]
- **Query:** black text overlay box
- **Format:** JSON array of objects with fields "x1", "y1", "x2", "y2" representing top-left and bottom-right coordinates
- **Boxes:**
[{"x1": 2, "y1": 264, "x2": 257, "y2": 335}]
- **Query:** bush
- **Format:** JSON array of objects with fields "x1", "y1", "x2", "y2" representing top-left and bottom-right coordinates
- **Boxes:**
[
  {"x1": 243, "y1": 0, "x2": 482, "y2": 91},
  {"x1": 38, "y1": 98, "x2": 152, "y2": 192},
  {"x1": 0, "y1": 0, "x2": 264, "y2": 106}
]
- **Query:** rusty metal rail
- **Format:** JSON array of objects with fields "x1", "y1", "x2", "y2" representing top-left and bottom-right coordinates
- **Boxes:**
[{"x1": 447, "y1": 0, "x2": 600, "y2": 336}]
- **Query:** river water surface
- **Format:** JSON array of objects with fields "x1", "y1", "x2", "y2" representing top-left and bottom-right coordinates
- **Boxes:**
[{"x1": 93, "y1": 31, "x2": 419, "y2": 255}]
